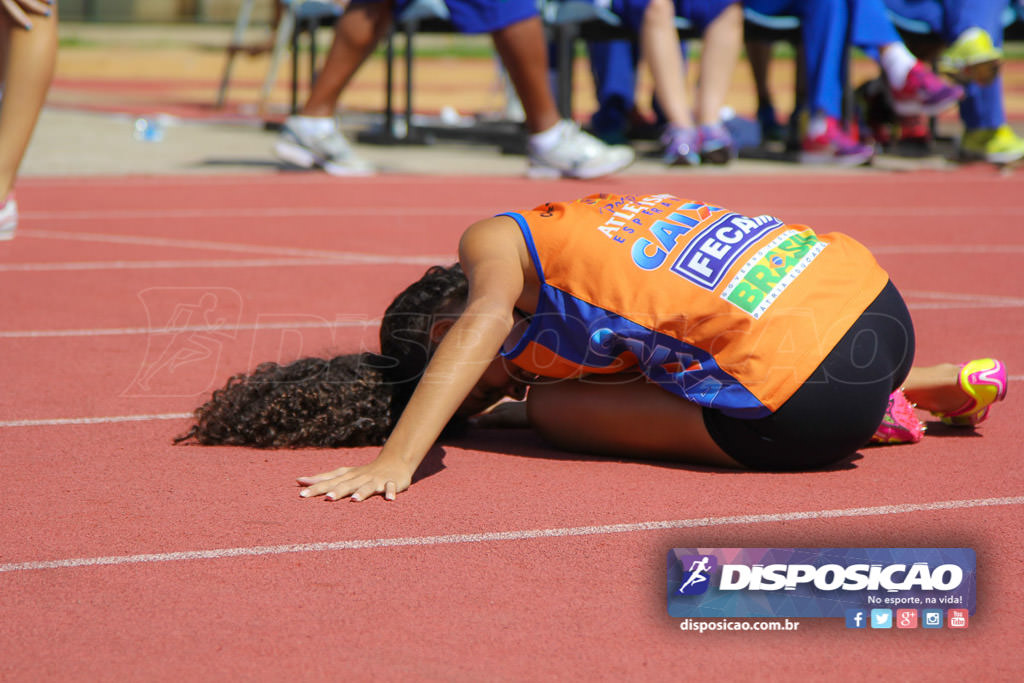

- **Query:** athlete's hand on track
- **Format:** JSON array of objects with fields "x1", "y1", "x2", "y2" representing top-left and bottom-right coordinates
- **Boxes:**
[
  {"x1": 297, "y1": 460, "x2": 413, "y2": 502},
  {"x1": 1, "y1": 0, "x2": 52, "y2": 30}
]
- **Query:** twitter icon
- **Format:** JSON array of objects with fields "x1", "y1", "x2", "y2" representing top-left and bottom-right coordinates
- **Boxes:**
[{"x1": 871, "y1": 609, "x2": 893, "y2": 629}]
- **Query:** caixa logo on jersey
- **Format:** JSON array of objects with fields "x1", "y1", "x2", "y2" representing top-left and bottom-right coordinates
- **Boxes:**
[{"x1": 667, "y1": 548, "x2": 976, "y2": 619}]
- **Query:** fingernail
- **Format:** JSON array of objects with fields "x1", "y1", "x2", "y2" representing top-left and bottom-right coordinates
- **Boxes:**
[
  {"x1": 299, "y1": 489, "x2": 310, "y2": 498},
  {"x1": 325, "y1": 493, "x2": 336, "y2": 501},
  {"x1": 350, "y1": 494, "x2": 361, "y2": 502}
]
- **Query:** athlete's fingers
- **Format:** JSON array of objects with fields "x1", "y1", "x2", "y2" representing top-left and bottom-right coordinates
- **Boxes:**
[
  {"x1": 299, "y1": 472, "x2": 360, "y2": 498},
  {"x1": 297, "y1": 467, "x2": 352, "y2": 487},
  {"x1": 17, "y1": 0, "x2": 52, "y2": 15},
  {"x1": 1, "y1": 0, "x2": 33, "y2": 29},
  {"x1": 300, "y1": 479, "x2": 342, "y2": 498},
  {"x1": 323, "y1": 475, "x2": 373, "y2": 501},
  {"x1": 347, "y1": 480, "x2": 387, "y2": 503}
]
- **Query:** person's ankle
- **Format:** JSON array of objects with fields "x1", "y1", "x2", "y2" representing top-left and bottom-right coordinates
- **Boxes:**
[
  {"x1": 907, "y1": 363, "x2": 968, "y2": 413},
  {"x1": 298, "y1": 106, "x2": 333, "y2": 119}
]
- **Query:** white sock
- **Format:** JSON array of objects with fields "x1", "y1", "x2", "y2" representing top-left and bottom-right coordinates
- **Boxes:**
[
  {"x1": 530, "y1": 120, "x2": 570, "y2": 151},
  {"x1": 807, "y1": 113, "x2": 828, "y2": 138},
  {"x1": 879, "y1": 43, "x2": 918, "y2": 89},
  {"x1": 290, "y1": 115, "x2": 336, "y2": 134}
]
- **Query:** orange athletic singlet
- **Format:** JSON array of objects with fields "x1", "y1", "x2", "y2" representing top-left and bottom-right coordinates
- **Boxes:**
[{"x1": 498, "y1": 193, "x2": 890, "y2": 418}]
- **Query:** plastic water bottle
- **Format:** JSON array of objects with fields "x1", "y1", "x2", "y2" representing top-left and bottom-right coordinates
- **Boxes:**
[{"x1": 133, "y1": 117, "x2": 165, "y2": 142}]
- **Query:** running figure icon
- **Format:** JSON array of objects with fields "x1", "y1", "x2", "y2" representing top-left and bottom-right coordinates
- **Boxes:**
[{"x1": 678, "y1": 556, "x2": 714, "y2": 594}]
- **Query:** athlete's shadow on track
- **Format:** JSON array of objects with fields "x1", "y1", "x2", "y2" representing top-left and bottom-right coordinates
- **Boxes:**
[
  {"x1": 411, "y1": 445, "x2": 448, "y2": 484},
  {"x1": 918, "y1": 421, "x2": 986, "y2": 438}
]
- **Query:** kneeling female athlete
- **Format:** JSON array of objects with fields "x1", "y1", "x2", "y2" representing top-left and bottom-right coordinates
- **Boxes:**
[{"x1": 177, "y1": 193, "x2": 1008, "y2": 500}]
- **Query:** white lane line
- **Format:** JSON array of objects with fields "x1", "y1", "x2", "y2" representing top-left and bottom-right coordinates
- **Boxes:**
[
  {"x1": 0, "y1": 258, "x2": 361, "y2": 272},
  {"x1": 0, "y1": 412, "x2": 192, "y2": 428},
  {"x1": 17, "y1": 173, "x2": 1010, "y2": 188},
  {"x1": 21, "y1": 206, "x2": 487, "y2": 220},
  {"x1": 19, "y1": 230, "x2": 453, "y2": 263},
  {"x1": 905, "y1": 290, "x2": 1024, "y2": 302},
  {"x1": 0, "y1": 318, "x2": 378, "y2": 339},
  {"x1": 0, "y1": 293, "x2": 1020, "y2": 340},
  {"x1": 20, "y1": 207, "x2": 1024, "y2": 220},
  {"x1": 873, "y1": 244, "x2": 1024, "y2": 254},
  {"x1": 903, "y1": 290, "x2": 1024, "y2": 310},
  {"x1": 1, "y1": 496, "x2": 1020, "y2": 574},
  {"x1": 908, "y1": 302, "x2": 1024, "y2": 310}
]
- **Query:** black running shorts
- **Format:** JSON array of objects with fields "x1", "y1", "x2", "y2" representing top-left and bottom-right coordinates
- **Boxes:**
[{"x1": 703, "y1": 281, "x2": 915, "y2": 471}]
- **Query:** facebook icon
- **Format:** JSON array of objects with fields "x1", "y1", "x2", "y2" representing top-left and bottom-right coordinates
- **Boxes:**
[{"x1": 845, "y1": 609, "x2": 867, "y2": 629}]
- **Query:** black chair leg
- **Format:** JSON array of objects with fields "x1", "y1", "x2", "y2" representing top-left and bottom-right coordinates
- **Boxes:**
[
  {"x1": 555, "y1": 26, "x2": 577, "y2": 120},
  {"x1": 291, "y1": 23, "x2": 301, "y2": 115}
]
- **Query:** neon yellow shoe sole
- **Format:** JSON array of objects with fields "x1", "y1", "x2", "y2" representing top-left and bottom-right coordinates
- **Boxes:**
[
  {"x1": 939, "y1": 27, "x2": 1003, "y2": 85},
  {"x1": 931, "y1": 358, "x2": 1008, "y2": 427}
]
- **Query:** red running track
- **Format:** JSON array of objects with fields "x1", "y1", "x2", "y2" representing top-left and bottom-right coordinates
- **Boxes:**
[{"x1": 1, "y1": 170, "x2": 1022, "y2": 680}]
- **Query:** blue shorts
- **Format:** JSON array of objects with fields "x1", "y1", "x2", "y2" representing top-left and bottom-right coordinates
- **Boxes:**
[
  {"x1": 351, "y1": 0, "x2": 538, "y2": 34},
  {"x1": 883, "y1": 0, "x2": 1008, "y2": 43},
  {"x1": 610, "y1": 0, "x2": 737, "y2": 32}
]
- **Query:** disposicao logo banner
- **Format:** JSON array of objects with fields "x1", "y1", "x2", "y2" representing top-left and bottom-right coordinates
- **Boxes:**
[{"x1": 667, "y1": 548, "x2": 976, "y2": 618}]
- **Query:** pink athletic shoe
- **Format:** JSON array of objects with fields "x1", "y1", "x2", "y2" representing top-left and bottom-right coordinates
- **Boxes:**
[
  {"x1": 891, "y1": 62, "x2": 964, "y2": 116},
  {"x1": 931, "y1": 358, "x2": 1008, "y2": 427},
  {"x1": 871, "y1": 389, "x2": 926, "y2": 444},
  {"x1": 800, "y1": 117, "x2": 874, "y2": 166}
]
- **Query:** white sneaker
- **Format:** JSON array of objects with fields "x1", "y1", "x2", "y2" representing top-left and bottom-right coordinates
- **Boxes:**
[
  {"x1": 527, "y1": 120, "x2": 634, "y2": 179},
  {"x1": 274, "y1": 115, "x2": 375, "y2": 176},
  {"x1": 0, "y1": 192, "x2": 16, "y2": 241}
]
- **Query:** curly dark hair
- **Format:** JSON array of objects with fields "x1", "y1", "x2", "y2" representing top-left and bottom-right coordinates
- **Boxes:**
[
  {"x1": 378, "y1": 263, "x2": 468, "y2": 413},
  {"x1": 175, "y1": 264, "x2": 469, "y2": 449},
  {"x1": 174, "y1": 353, "x2": 394, "y2": 448}
]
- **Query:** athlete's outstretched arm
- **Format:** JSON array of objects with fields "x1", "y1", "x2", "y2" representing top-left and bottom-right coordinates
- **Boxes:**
[{"x1": 298, "y1": 217, "x2": 528, "y2": 501}]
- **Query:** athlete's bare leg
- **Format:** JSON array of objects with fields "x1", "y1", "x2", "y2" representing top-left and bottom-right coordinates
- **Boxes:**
[
  {"x1": 903, "y1": 364, "x2": 970, "y2": 414},
  {"x1": 526, "y1": 374, "x2": 742, "y2": 469}
]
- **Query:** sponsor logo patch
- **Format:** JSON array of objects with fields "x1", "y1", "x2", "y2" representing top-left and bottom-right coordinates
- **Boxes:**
[
  {"x1": 669, "y1": 212, "x2": 783, "y2": 289},
  {"x1": 721, "y1": 230, "x2": 826, "y2": 318}
]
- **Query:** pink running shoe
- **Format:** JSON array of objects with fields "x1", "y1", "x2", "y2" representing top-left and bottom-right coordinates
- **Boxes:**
[
  {"x1": 872, "y1": 389, "x2": 926, "y2": 444},
  {"x1": 931, "y1": 358, "x2": 1008, "y2": 427},
  {"x1": 800, "y1": 117, "x2": 874, "y2": 166},
  {"x1": 891, "y1": 62, "x2": 964, "y2": 116}
]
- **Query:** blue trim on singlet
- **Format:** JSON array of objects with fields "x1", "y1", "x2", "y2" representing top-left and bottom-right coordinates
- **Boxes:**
[{"x1": 497, "y1": 211, "x2": 770, "y2": 418}]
